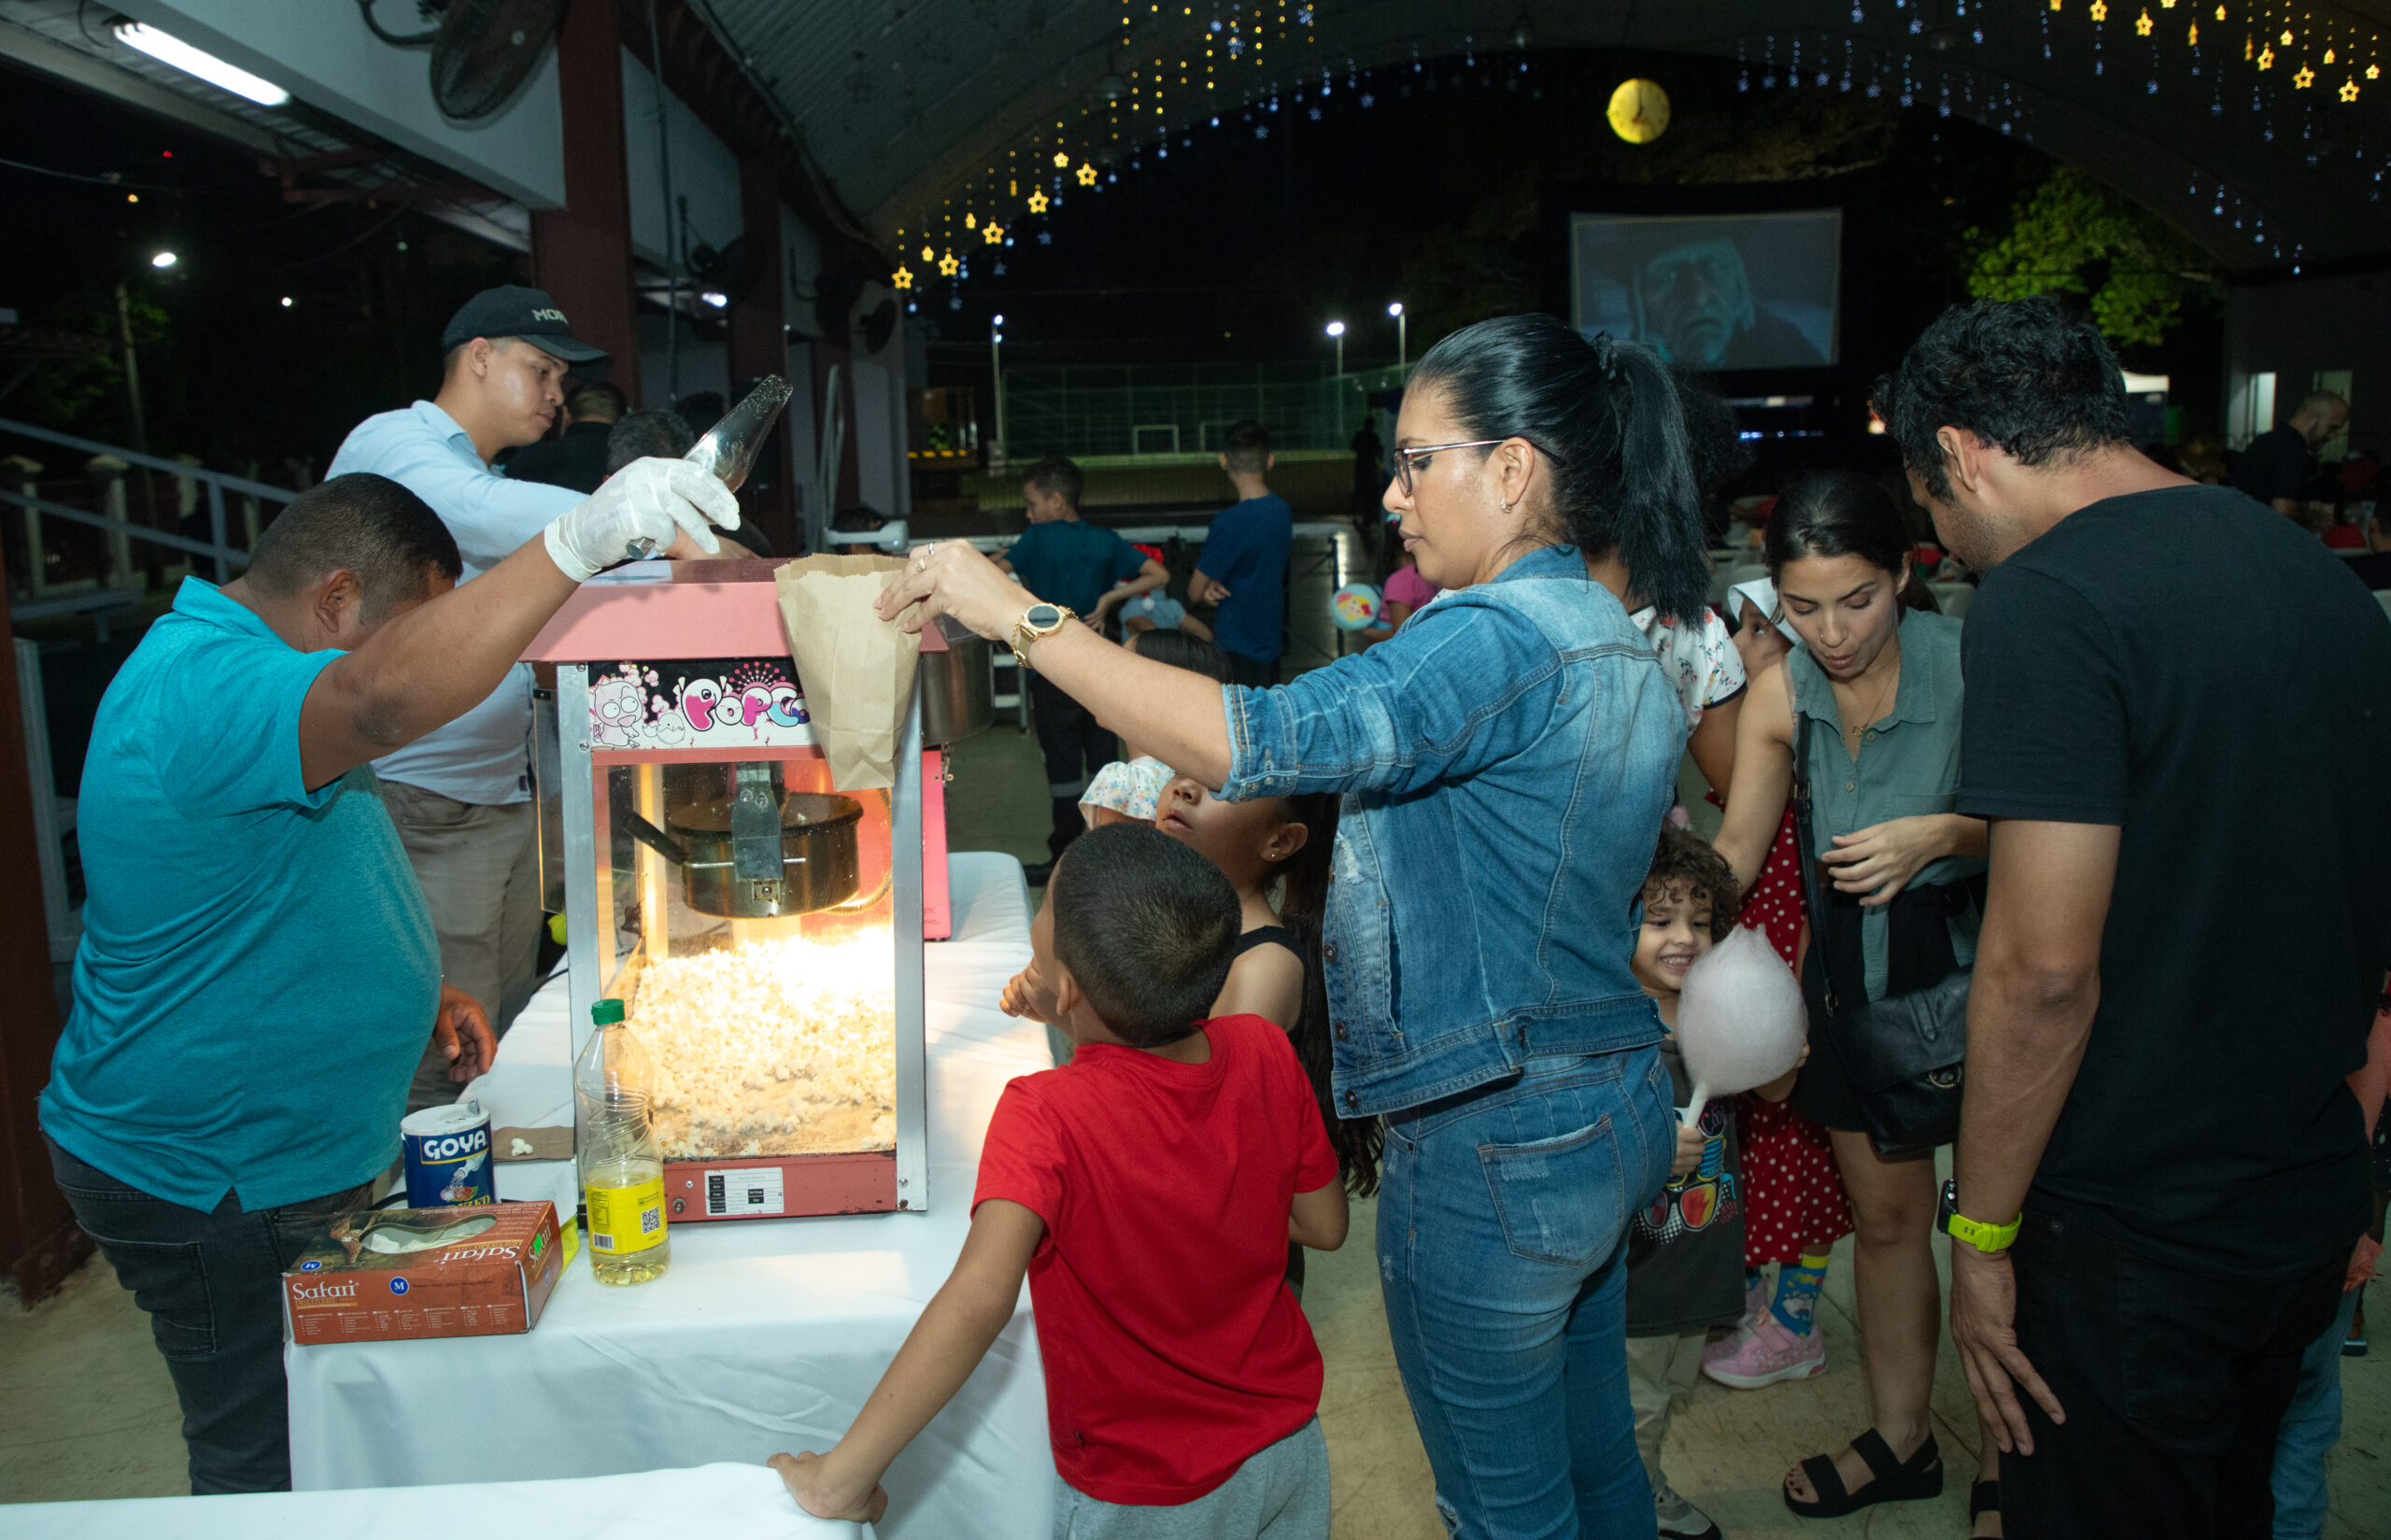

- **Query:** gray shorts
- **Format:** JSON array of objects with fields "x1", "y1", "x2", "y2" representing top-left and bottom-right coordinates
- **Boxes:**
[{"x1": 1053, "y1": 1419, "x2": 1328, "y2": 1540}]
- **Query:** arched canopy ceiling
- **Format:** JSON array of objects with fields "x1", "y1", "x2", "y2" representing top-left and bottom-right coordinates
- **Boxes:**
[{"x1": 691, "y1": 0, "x2": 2391, "y2": 272}]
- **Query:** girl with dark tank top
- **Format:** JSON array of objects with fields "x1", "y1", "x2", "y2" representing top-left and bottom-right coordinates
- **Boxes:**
[{"x1": 1713, "y1": 472, "x2": 2002, "y2": 1536}]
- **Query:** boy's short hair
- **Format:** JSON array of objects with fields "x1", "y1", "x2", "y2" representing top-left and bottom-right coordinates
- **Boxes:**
[
  {"x1": 1051, "y1": 825, "x2": 1241, "y2": 1046},
  {"x1": 1221, "y1": 420, "x2": 1271, "y2": 475},
  {"x1": 1022, "y1": 456, "x2": 1084, "y2": 508},
  {"x1": 1644, "y1": 824, "x2": 1738, "y2": 942}
]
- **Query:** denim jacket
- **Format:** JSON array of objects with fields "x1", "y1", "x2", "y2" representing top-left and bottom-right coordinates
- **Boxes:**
[{"x1": 1220, "y1": 544, "x2": 1685, "y2": 1117}]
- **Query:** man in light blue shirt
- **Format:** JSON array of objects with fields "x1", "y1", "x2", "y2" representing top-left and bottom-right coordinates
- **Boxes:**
[
  {"x1": 327, "y1": 287, "x2": 604, "y2": 1109},
  {"x1": 42, "y1": 460, "x2": 741, "y2": 1492}
]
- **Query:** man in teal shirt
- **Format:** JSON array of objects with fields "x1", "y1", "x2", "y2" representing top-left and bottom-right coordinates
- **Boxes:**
[{"x1": 41, "y1": 457, "x2": 737, "y2": 1492}]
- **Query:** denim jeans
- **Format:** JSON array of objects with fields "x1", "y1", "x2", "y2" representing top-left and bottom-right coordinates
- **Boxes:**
[
  {"x1": 1378, "y1": 1047, "x2": 1676, "y2": 1539},
  {"x1": 45, "y1": 1135, "x2": 374, "y2": 1493},
  {"x1": 2270, "y1": 1282, "x2": 2363, "y2": 1540}
]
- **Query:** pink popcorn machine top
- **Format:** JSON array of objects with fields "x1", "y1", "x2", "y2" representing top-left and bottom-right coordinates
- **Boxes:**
[{"x1": 524, "y1": 558, "x2": 977, "y2": 1222}]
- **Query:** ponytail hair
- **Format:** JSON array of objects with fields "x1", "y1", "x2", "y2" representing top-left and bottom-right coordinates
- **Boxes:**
[
  {"x1": 1408, "y1": 314, "x2": 1710, "y2": 624},
  {"x1": 1272, "y1": 793, "x2": 1382, "y2": 1196},
  {"x1": 1764, "y1": 471, "x2": 1942, "y2": 614}
]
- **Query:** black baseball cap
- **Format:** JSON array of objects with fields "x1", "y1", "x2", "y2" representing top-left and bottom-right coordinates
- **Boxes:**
[{"x1": 439, "y1": 285, "x2": 609, "y2": 368}]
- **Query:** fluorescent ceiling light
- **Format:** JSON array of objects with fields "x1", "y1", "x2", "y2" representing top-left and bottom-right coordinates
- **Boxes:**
[
  {"x1": 115, "y1": 22, "x2": 290, "y2": 107},
  {"x1": 700, "y1": 290, "x2": 729, "y2": 308}
]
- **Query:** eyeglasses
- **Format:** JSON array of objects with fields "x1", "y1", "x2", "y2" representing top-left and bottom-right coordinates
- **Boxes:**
[{"x1": 1387, "y1": 439, "x2": 1506, "y2": 498}]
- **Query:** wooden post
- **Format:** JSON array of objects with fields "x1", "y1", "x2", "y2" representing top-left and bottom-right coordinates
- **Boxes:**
[{"x1": 530, "y1": 0, "x2": 641, "y2": 402}]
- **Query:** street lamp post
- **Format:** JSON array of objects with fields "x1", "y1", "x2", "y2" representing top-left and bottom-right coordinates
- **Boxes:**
[
  {"x1": 1388, "y1": 302, "x2": 1407, "y2": 370},
  {"x1": 1325, "y1": 320, "x2": 1347, "y2": 441},
  {"x1": 990, "y1": 313, "x2": 1007, "y2": 473}
]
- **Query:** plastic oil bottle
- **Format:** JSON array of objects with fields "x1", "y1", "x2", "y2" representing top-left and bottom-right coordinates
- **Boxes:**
[{"x1": 574, "y1": 999, "x2": 671, "y2": 1285}]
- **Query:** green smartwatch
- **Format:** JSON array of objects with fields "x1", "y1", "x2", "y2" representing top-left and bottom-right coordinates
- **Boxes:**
[{"x1": 1938, "y1": 1180, "x2": 2021, "y2": 1254}]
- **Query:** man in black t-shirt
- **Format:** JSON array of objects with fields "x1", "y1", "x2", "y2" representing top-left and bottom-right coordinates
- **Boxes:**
[
  {"x1": 1880, "y1": 299, "x2": 2391, "y2": 1536},
  {"x1": 2231, "y1": 389, "x2": 2346, "y2": 516}
]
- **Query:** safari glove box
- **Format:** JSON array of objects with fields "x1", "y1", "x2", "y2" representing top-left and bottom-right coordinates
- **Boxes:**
[{"x1": 283, "y1": 1201, "x2": 564, "y2": 1345}]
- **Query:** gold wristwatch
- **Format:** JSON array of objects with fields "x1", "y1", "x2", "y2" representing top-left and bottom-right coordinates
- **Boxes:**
[{"x1": 1010, "y1": 602, "x2": 1076, "y2": 671}]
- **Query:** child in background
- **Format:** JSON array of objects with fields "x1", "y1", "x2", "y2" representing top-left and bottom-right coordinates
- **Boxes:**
[
  {"x1": 1356, "y1": 543, "x2": 1439, "y2": 649},
  {"x1": 782, "y1": 825, "x2": 1348, "y2": 1535},
  {"x1": 1625, "y1": 825, "x2": 1801, "y2": 1540},
  {"x1": 1155, "y1": 778, "x2": 1380, "y2": 1293},
  {"x1": 1081, "y1": 630, "x2": 1224, "y2": 829}
]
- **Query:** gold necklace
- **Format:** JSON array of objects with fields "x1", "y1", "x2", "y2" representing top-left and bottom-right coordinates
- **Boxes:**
[{"x1": 1840, "y1": 652, "x2": 1901, "y2": 756}]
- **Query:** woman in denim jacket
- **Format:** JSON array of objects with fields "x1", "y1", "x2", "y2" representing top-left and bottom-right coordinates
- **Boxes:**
[{"x1": 885, "y1": 314, "x2": 1716, "y2": 1538}]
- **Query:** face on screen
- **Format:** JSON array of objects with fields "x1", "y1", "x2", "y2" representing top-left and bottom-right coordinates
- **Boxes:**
[{"x1": 1636, "y1": 240, "x2": 1756, "y2": 369}]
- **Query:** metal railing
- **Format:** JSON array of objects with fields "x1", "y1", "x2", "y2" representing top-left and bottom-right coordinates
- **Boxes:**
[{"x1": 0, "y1": 416, "x2": 292, "y2": 597}]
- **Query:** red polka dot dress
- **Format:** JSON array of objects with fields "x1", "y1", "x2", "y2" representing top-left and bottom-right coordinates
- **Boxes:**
[{"x1": 1733, "y1": 806, "x2": 1853, "y2": 1265}]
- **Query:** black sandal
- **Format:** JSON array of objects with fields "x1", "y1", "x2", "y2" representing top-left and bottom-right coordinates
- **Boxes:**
[
  {"x1": 1971, "y1": 1478, "x2": 2002, "y2": 1533},
  {"x1": 1781, "y1": 1428, "x2": 1944, "y2": 1518}
]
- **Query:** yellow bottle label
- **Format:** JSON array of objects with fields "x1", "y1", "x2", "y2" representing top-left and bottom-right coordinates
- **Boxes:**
[{"x1": 587, "y1": 1177, "x2": 667, "y2": 1254}]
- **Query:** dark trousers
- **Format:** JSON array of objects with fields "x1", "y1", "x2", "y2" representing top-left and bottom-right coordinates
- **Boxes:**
[
  {"x1": 1027, "y1": 671, "x2": 1116, "y2": 858},
  {"x1": 2003, "y1": 1198, "x2": 2347, "y2": 1538},
  {"x1": 1222, "y1": 650, "x2": 1281, "y2": 688},
  {"x1": 46, "y1": 1135, "x2": 374, "y2": 1493}
]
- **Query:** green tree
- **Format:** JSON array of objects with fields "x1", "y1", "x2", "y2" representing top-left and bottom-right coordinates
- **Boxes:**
[{"x1": 1966, "y1": 166, "x2": 2220, "y2": 346}]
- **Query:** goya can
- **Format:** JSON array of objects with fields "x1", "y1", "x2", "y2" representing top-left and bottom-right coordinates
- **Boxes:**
[{"x1": 401, "y1": 1099, "x2": 496, "y2": 1208}]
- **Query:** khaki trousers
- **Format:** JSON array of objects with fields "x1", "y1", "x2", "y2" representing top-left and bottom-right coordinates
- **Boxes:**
[
  {"x1": 1623, "y1": 1330, "x2": 1707, "y2": 1494},
  {"x1": 377, "y1": 780, "x2": 543, "y2": 1113}
]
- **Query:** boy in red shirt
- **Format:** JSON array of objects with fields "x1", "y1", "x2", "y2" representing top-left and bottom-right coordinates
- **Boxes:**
[{"x1": 773, "y1": 823, "x2": 1349, "y2": 1536}]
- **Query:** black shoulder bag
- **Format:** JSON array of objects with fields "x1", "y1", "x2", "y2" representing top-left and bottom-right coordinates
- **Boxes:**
[{"x1": 1790, "y1": 711, "x2": 1972, "y2": 1157}]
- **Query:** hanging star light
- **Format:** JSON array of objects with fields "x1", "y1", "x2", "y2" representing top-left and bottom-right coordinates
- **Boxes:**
[
  {"x1": 938, "y1": 251, "x2": 960, "y2": 277},
  {"x1": 892, "y1": 265, "x2": 914, "y2": 290},
  {"x1": 2325, "y1": 49, "x2": 2336, "y2": 64},
  {"x1": 964, "y1": 212, "x2": 977, "y2": 230},
  {"x1": 2089, "y1": 0, "x2": 2107, "y2": 21},
  {"x1": 1053, "y1": 150, "x2": 1069, "y2": 168},
  {"x1": 2343, "y1": 76, "x2": 2362, "y2": 101},
  {"x1": 1027, "y1": 188, "x2": 1050, "y2": 213},
  {"x1": 1076, "y1": 162, "x2": 1098, "y2": 185},
  {"x1": 2214, "y1": 3, "x2": 2224, "y2": 17},
  {"x1": 2189, "y1": 21, "x2": 2199, "y2": 43},
  {"x1": 2295, "y1": 64, "x2": 2316, "y2": 88},
  {"x1": 2136, "y1": 8, "x2": 2153, "y2": 35},
  {"x1": 920, "y1": 245, "x2": 934, "y2": 263},
  {"x1": 2372, "y1": 64, "x2": 2384, "y2": 78},
  {"x1": 2258, "y1": 45, "x2": 2274, "y2": 69},
  {"x1": 983, "y1": 222, "x2": 1005, "y2": 244}
]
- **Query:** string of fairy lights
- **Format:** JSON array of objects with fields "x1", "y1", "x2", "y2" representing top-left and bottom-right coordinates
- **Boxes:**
[{"x1": 886, "y1": 1, "x2": 2387, "y2": 305}]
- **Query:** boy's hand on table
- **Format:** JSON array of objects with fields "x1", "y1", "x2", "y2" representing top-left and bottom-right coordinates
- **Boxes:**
[
  {"x1": 1671, "y1": 1120, "x2": 1706, "y2": 1178},
  {"x1": 768, "y1": 1450, "x2": 888, "y2": 1524}
]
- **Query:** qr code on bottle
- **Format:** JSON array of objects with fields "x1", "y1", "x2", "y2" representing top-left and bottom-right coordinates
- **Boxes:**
[{"x1": 642, "y1": 1208, "x2": 661, "y2": 1236}]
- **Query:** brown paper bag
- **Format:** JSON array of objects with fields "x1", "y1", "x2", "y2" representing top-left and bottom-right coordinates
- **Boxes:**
[{"x1": 774, "y1": 554, "x2": 922, "y2": 790}]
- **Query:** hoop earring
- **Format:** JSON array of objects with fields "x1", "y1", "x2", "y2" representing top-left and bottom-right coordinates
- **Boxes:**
[{"x1": 1499, "y1": 495, "x2": 1518, "y2": 516}]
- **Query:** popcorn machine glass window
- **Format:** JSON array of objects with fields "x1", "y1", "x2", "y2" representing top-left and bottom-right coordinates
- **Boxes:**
[{"x1": 539, "y1": 568, "x2": 929, "y2": 1222}]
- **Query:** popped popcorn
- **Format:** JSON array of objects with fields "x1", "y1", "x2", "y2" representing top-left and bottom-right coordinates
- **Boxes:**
[{"x1": 631, "y1": 933, "x2": 898, "y2": 1159}]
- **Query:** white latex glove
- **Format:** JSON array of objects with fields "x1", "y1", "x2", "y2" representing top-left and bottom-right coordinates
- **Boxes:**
[{"x1": 541, "y1": 457, "x2": 742, "y2": 582}]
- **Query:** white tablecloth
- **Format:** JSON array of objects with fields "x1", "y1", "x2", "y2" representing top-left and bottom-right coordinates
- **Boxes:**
[
  {"x1": 285, "y1": 855, "x2": 1049, "y2": 1540},
  {"x1": 1, "y1": 1464, "x2": 862, "y2": 1540}
]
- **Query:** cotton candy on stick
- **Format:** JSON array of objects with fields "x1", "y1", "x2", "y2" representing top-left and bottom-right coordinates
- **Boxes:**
[{"x1": 1673, "y1": 925, "x2": 1806, "y2": 1127}]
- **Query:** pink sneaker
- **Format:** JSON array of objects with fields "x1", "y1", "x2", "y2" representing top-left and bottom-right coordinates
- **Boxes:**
[{"x1": 1702, "y1": 1307, "x2": 1827, "y2": 1390}]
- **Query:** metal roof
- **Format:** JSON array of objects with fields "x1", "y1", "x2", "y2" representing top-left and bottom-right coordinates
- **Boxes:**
[{"x1": 689, "y1": 0, "x2": 2391, "y2": 270}]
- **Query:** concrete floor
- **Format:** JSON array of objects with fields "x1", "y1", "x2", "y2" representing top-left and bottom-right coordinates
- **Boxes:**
[{"x1": 4, "y1": 578, "x2": 2384, "y2": 1532}]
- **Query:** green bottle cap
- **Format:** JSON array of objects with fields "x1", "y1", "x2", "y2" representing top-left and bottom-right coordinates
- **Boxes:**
[{"x1": 592, "y1": 998, "x2": 625, "y2": 1025}]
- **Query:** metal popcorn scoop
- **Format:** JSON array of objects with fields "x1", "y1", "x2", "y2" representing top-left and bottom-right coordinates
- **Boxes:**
[{"x1": 623, "y1": 374, "x2": 794, "y2": 560}]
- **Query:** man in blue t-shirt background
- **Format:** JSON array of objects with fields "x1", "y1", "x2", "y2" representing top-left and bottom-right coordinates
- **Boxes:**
[
  {"x1": 998, "y1": 456, "x2": 1167, "y2": 878},
  {"x1": 1190, "y1": 420, "x2": 1294, "y2": 685}
]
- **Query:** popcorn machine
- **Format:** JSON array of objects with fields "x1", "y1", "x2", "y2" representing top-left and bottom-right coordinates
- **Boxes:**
[{"x1": 527, "y1": 559, "x2": 940, "y2": 1221}]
